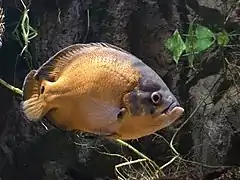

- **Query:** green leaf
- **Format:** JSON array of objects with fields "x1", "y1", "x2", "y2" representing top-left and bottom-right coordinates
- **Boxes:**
[
  {"x1": 194, "y1": 24, "x2": 215, "y2": 52},
  {"x1": 184, "y1": 24, "x2": 215, "y2": 67},
  {"x1": 217, "y1": 31, "x2": 230, "y2": 46},
  {"x1": 165, "y1": 29, "x2": 186, "y2": 64}
]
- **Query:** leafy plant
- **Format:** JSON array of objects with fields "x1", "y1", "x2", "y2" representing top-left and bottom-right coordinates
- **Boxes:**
[
  {"x1": 164, "y1": 29, "x2": 186, "y2": 64},
  {"x1": 12, "y1": 0, "x2": 38, "y2": 69},
  {"x1": 165, "y1": 21, "x2": 230, "y2": 67}
]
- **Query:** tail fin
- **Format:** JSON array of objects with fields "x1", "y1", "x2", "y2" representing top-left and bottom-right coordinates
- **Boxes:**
[{"x1": 20, "y1": 70, "x2": 47, "y2": 121}]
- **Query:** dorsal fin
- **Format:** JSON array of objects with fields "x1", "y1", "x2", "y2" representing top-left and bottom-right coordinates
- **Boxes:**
[{"x1": 35, "y1": 42, "x2": 130, "y2": 82}]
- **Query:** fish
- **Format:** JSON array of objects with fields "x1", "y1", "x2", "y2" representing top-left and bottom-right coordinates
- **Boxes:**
[{"x1": 20, "y1": 42, "x2": 184, "y2": 140}]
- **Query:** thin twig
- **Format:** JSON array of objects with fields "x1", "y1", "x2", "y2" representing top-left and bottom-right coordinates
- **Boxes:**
[
  {"x1": 115, "y1": 139, "x2": 165, "y2": 176},
  {"x1": 0, "y1": 78, "x2": 22, "y2": 96},
  {"x1": 170, "y1": 77, "x2": 221, "y2": 156}
]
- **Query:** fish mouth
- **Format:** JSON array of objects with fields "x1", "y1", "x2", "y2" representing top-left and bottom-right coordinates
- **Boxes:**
[
  {"x1": 162, "y1": 102, "x2": 178, "y2": 114},
  {"x1": 153, "y1": 101, "x2": 180, "y2": 117}
]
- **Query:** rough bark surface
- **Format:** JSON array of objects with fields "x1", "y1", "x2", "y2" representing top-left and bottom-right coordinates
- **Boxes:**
[{"x1": 0, "y1": 0, "x2": 240, "y2": 179}]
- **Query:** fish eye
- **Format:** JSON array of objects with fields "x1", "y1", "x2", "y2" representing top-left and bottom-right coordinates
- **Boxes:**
[
  {"x1": 151, "y1": 92, "x2": 161, "y2": 104},
  {"x1": 117, "y1": 111, "x2": 124, "y2": 119},
  {"x1": 40, "y1": 86, "x2": 45, "y2": 94},
  {"x1": 117, "y1": 108, "x2": 126, "y2": 119}
]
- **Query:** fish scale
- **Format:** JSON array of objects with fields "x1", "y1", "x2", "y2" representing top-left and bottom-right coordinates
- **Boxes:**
[{"x1": 20, "y1": 42, "x2": 184, "y2": 140}]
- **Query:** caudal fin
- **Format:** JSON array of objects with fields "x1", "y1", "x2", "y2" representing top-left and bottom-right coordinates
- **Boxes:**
[{"x1": 20, "y1": 70, "x2": 47, "y2": 121}]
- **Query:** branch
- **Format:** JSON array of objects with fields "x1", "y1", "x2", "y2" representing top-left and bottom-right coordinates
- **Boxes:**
[
  {"x1": 0, "y1": 78, "x2": 23, "y2": 96},
  {"x1": 0, "y1": 7, "x2": 5, "y2": 48}
]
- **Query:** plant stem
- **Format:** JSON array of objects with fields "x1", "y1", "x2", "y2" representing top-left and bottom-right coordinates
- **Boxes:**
[{"x1": 0, "y1": 78, "x2": 22, "y2": 96}]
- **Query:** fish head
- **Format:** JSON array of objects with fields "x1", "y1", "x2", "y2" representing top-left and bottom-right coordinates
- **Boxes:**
[{"x1": 122, "y1": 72, "x2": 184, "y2": 130}]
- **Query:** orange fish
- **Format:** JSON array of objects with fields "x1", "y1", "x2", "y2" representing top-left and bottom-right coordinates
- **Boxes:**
[{"x1": 20, "y1": 42, "x2": 184, "y2": 140}]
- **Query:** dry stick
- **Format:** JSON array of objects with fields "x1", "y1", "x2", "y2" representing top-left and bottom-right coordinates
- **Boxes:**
[
  {"x1": 166, "y1": 77, "x2": 237, "y2": 170},
  {"x1": 115, "y1": 139, "x2": 165, "y2": 176},
  {"x1": 0, "y1": 7, "x2": 5, "y2": 41},
  {"x1": 0, "y1": 78, "x2": 22, "y2": 96},
  {"x1": 170, "y1": 78, "x2": 221, "y2": 155},
  {"x1": 224, "y1": 0, "x2": 240, "y2": 25}
]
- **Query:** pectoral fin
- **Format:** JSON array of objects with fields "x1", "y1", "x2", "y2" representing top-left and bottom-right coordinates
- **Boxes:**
[
  {"x1": 83, "y1": 98, "x2": 126, "y2": 134},
  {"x1": 86, "y1": 98, "x2": 125, "y2": 121}
]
